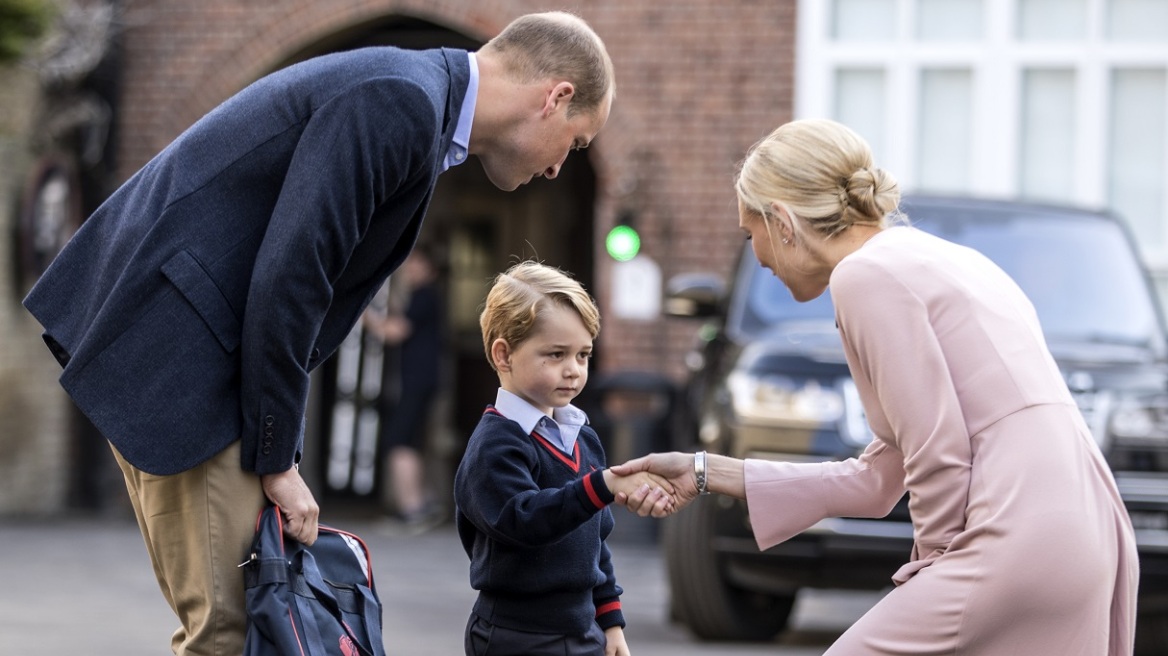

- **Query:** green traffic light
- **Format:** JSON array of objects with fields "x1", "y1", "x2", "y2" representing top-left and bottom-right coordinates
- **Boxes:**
[{"x1": 606, "y1": 225, "x2": 641, "y2": 262}]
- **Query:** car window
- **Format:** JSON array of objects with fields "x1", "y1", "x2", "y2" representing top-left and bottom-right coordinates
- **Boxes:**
[{"x1": 732, "y1": 202, "x2": 1167, "y2": 356}]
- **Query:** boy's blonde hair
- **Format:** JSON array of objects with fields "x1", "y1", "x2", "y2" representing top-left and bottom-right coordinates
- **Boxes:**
[{"x1": 480, "y1": 261, "x2": 600, "y2": 371}]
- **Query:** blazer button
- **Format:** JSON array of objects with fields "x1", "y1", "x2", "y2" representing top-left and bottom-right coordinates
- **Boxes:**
[
  {"x1": 262, "y1": 446, "x2": 272, "y2": 455},
  {"x1": 265, "y1": 415, "x2": 274, "y2": 426},
  {"x1": 310, "y1": 348, "x2": 321, "y2": 361}
]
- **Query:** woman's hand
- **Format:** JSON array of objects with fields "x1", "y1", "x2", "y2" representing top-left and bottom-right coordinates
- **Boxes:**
[{"x1": 610, "y1": 452, "x2": 700, "y2": 517}]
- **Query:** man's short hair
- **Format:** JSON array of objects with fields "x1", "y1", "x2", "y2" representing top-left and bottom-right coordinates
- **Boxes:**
[{"x1": 483, "y1": 11, "x2": 615, "y2": 116}]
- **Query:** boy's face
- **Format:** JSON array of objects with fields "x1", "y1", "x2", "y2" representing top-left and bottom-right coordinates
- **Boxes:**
[{"x1": 494, "y1": 304, "x2": 593, "y2": 416}]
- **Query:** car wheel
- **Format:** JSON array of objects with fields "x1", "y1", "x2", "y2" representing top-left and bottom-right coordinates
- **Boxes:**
[{"x1": 663, "y1": 494, "x2": 795, "y2": 641}]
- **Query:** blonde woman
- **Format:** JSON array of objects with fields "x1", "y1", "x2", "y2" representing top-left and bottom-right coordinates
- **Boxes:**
[{"x1": 617, "y1": 118, "x2": 1138, "y2": 655}]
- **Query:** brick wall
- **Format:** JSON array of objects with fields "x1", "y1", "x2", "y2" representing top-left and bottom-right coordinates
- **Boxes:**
[
  {"x1": 110, "y1": 0, "x2": 796, "y2": 382},
  {"x1": 0, "y1": 64, "x2": 72, "y2": 514},
  {"x1": 0, "y1": 0, "x2": 796, "y2": 512}
]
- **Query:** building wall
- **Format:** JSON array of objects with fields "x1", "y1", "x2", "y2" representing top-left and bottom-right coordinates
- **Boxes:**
[
  {"x1": 0, "y1": 64, "x2": 73, "y2": 514},
  {"x1": 0, "y1": 0, "x2": 796, "y2": 513},
  {"x1": 109, "y1": 0, "x2": 797, "y2": 381},
  {"x1": 796, "y1": 0, "x2": 1168, "y2": 303}
]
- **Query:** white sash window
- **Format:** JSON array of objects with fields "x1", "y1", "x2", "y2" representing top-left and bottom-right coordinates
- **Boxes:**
[{"x1": 799, "y1": 0, "x2": 1168, "y2": 292}]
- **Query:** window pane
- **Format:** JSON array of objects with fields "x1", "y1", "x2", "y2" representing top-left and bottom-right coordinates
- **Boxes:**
[
  {"x1": 917, "y1": 69, "x2": 973, "y2": 193},
  {"x1": 1108, "y1": 0, "x2": 1168, "y2": 42},
  {"x1": 834, "y1": 69, "x2": 887, "y2": 161},
  {"x1": 917, "y1": 0, "x2": 983, "y2": 42},
  {"x1": 832, "y1": 0, "x2": 896, "y2": 42},
  {"x1": 1109, "y1": 69, "x2": 1167, "y2": 248},
  {"x1": 1017, "y1": 0, "x2": 1086, "y2": 41},
  {"x1": 1020, "y1": 69, "x2": 1076, "y2": 202}
]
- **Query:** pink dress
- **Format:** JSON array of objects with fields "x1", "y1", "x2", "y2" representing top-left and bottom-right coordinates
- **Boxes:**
[{"x1": 744, "y1": 226, "x2": 1138, "y2": 655}]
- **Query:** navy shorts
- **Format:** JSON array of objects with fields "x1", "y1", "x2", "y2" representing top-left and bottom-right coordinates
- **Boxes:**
[{"x1": 463, "y1": 615, "x2": 606, "y2": 656}]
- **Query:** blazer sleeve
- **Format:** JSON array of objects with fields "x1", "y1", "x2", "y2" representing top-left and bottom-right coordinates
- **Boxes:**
[
  {"x1": 239, "y1": 78, "x2": 440, "y2": 473},
  {"x1": 832, "y1": 256, "x2": 973, "y2": 569}
]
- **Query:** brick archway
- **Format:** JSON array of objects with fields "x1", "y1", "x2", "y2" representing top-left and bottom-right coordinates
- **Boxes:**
[{"x1": 164, "y1": 1, "x2": 505, "y2": 137}]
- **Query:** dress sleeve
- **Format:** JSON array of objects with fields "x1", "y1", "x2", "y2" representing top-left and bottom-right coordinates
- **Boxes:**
[
  {"x1": 745, "y1": 439, "x2": 906, "y2": 550},
  {"x1": 831, "y1": 256, "x2": 973, "y2": 567}
]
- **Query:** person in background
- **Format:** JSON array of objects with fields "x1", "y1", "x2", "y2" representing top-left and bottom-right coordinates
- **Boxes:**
[
  {"x1": 22, "y1": 12, "x2": 615, "y2": 655},
  {"x1": 615, "y1": 118, "x2": 1138, "y2": 655},
  {"x1": 455, "y1": 261, "x2": 674, "y2": 656},
  {"x1": 363, "y1": 247, "x2": 444, "y2": 528}
]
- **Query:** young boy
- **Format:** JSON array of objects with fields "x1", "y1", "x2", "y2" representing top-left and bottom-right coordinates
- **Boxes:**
[{"x1": 454, "y1": 261, "x2": 675, "y2": 656}]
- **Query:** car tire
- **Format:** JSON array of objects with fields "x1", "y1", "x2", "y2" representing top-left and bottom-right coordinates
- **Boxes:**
[{"x1": 663, "y1": 494, "x2": 795, "y2": 641}]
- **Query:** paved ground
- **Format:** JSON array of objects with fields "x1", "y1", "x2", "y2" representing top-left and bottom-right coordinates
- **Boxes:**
[{"x1": 0, "y1": 505, "x2": 882, "y2": 655}]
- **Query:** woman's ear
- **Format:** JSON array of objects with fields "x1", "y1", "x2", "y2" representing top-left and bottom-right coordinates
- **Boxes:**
[
  {"x1": 769, "y1": 201, "x2": 797, "y2": 244},
  {"x1": 490, "y1": 338, "x2": 512, "y2": 372}
]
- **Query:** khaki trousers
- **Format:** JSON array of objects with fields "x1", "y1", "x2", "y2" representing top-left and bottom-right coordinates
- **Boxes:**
[{"x1": 111, "y1": 441, "x2": 266, "y2": 656}]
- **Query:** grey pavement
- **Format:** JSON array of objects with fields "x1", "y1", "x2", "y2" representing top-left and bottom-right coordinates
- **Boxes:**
[{"x1": 0, "y1": 506, "x2": 881, "y2": 655}]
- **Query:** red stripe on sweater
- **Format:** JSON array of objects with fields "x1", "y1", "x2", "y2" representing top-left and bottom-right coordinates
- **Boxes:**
[
  {"x1": 531, "y1": 432, "x2": 581, "y2": 472},
  {"x1": 486, "y1": 406, "x2": 582, "y2": 472},
  {"x1": 582, "y1": 472, "x2": 605, "y2": 509},
  {"x1": 595, "y1": 601, "x2": 621, "y2": 617}
]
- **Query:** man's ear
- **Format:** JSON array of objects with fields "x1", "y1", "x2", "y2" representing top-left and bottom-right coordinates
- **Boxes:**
[
  {"x1": 490, "y1": 338, "x2": 512, "y2": 372},
  {"x1": 543, "y1": 81, "x2": 576, "y2": 117}
]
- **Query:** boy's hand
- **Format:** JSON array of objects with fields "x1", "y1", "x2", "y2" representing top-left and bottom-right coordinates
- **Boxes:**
[
  {"x1": 604, "y1": 625, "x2": 631, "y2": 656},
  {"x1": 602, "y1": 469, "x2": 675, "y2": 516},
  {"x1": 611, "y1": 452, "x2": 702, "y2": 517}
]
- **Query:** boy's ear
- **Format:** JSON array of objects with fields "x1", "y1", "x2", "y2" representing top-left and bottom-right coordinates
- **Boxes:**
[{"x1": 490, "y1": 338, "x2": 512, "y2": 372}]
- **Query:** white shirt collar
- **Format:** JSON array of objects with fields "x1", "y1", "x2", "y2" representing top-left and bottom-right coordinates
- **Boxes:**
[
  {"x1": 442, "y1": 51, "x2": 478, "y2": 172},
  {"x1": 493, "y1": 388, "x2": 589, "y2": 436}
]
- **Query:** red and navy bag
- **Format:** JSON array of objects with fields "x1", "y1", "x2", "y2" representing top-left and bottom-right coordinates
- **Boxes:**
[{"x1": 241, "y1": 505, "x2": 386, "y2": 656}]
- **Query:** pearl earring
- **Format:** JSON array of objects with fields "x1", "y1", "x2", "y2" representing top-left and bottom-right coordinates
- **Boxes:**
[{"x1": 782, "y1": 238, "x2": 790, "y2": 244}]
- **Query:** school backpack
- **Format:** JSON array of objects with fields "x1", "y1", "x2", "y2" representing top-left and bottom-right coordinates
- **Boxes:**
[{"x1": 241, "y1": 505, "x2": 386, "y2": 656}]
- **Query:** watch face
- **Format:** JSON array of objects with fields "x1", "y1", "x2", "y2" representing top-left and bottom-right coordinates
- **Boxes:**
[{"x1": 695, "y1": 451, "x2": 709, "y2": 494}]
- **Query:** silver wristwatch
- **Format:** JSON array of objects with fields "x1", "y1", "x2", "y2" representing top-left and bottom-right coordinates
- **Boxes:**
[{"x1": 694, "y1": 450, "x2": 710, "y2": 495}]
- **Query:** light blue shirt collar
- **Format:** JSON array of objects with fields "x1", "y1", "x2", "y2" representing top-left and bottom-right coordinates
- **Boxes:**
[
  {"x1": 442, "y1": 52, "x2": 478, "y2": 172},
  {"x1": 493, "y1": 388, "x2": 589, "y2": 456}
]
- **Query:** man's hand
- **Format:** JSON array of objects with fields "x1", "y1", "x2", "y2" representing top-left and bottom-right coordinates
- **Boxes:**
[
  {"x1": 610, "y1": 452, "x2": 700, "y2": 517},
  {"x1": 261, "y1": 467, "x2": 320, "y2": 545}
]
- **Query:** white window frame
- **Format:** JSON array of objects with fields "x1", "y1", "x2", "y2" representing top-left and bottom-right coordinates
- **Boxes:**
[{"x1": 796, "y1": 0, "x2": 1168, "y2": 270}]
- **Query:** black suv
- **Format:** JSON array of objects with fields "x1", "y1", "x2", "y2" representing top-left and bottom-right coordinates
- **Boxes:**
[{"x1": 662, "y1": 195, "x2": 1168, "y2": 653}]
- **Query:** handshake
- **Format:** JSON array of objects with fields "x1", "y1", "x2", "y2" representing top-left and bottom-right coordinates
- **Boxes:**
[{"x1": 600, "y1": 452, "x2": 710, "y2": 518}]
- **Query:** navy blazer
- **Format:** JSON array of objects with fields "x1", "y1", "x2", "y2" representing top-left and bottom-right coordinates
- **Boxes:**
[{"x1": 24, "y1": 47, "x2": 471, "y2": 476}]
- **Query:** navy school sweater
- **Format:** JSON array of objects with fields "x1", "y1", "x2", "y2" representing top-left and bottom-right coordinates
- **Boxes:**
[{"x1": 453, "y1": 407, "x2": 625, "y2": 635}]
